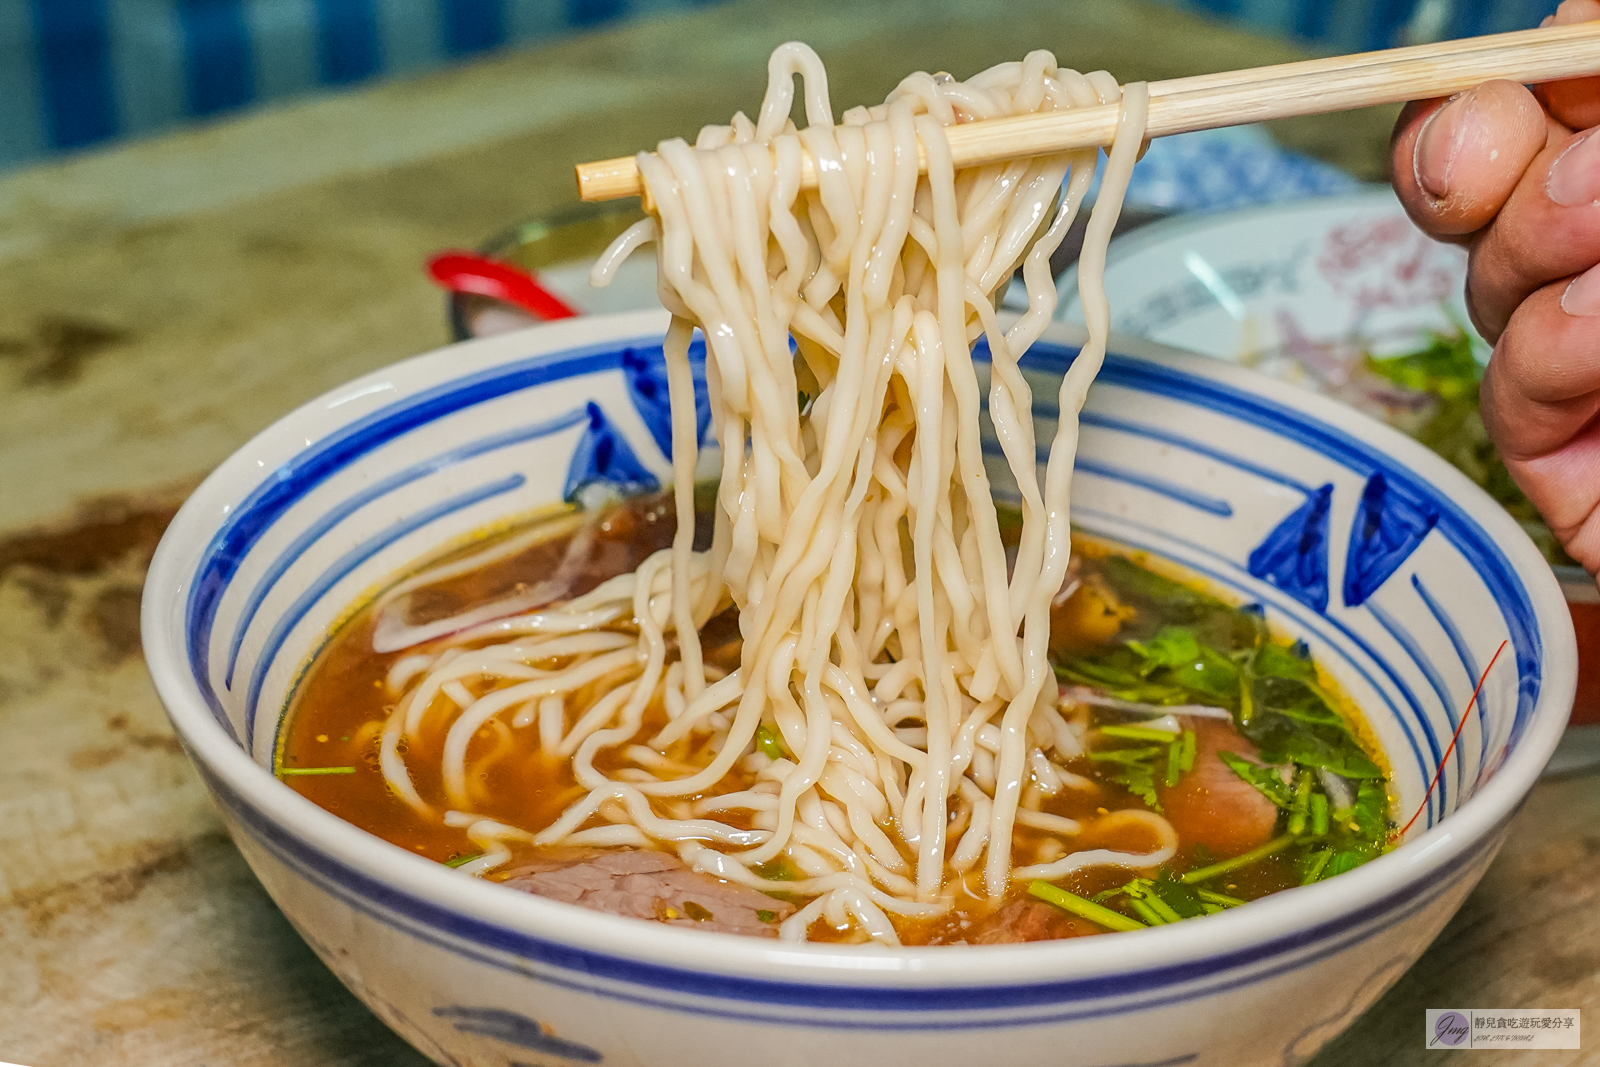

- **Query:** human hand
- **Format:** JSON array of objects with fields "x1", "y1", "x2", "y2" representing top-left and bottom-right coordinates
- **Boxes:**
[{"x1": 1391, "y1": 0, "x2": 1600, "y2": 571}]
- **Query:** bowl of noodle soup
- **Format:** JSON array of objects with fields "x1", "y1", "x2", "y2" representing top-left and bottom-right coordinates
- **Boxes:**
[
  {"x1": 143, "y1": 309, "x2": 1573, "y2": 1067},
  {"x1": 143, "y1": 43, "x2": 1573, "y2": 1067}
]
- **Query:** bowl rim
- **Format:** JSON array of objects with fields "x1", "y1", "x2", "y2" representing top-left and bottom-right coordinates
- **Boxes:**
[{"x1": 141, "y1": 308, "x2": 1576, "y2": 992}]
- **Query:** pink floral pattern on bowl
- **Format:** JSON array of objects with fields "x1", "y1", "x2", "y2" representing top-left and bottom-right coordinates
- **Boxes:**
[{"x1": 1057, "y1": 189, "x2": 1476, "y2": 368}]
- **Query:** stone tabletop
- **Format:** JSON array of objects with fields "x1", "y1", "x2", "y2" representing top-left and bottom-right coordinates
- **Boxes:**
[{"x1": 0, "y1": 1, "x2": 1587, "y2": 1064}]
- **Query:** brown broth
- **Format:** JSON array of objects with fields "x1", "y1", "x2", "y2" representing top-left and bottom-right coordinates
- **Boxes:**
[{"x1": 281, "y1": 490, "x2": 1388, "y2": 943}]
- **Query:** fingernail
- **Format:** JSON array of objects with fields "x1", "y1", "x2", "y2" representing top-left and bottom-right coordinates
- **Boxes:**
[
  {"x1": 1548, "y1": 130, "x2": 1600, "y2": 207},
  {"x1": 1414, "y1": 92, "x2": 1474, "y2": 201},
  {"x1": 1562, "y1": 263, "x2": 1600, "y2": 316}
]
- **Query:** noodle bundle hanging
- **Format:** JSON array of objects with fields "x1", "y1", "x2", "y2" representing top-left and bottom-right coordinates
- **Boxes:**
[{"x1": 282, "y1": 42, "x2": 1394, "y2": 947}]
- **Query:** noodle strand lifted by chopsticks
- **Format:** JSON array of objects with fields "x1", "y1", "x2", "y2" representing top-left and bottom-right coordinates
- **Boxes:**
[{"x1": 379, "y1": 43, "x2": 1156, "y2": 944}]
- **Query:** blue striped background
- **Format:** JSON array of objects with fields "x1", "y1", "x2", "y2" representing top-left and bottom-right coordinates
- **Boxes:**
[
  {"x1": 0, "y1": 0, "x2": 723, "y2": 171},
  {"x1": 0, "y1": 0, "x2": 1566, "y2": 172},
  {"x1": 1177, "y1": 0, "x2": 1560, "y2": 52}
]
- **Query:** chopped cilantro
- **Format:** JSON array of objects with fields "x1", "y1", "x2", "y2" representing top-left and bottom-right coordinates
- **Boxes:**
[
  {"x1": 1298, "y1": 849, "x2": 1332, "y2": 885},
  {"x1": 1152, "y1": 873, "x2": 1207, "y2": 919},
  {"x1": 755, "y1": 723, "x2": 789, "y2": 760},
  {"x1": 1127, "y1": 627, "x2": 1202, "y2": 673},
  {"x1": 1310, "y1": 791, "x2": 1329, "y2": 837},
  {"x1": 1253, "y1": 641, "x2": 1317, "y2": 683},
  {"x1": 1217, "y1": 752, "x2": 1294, "y2": 809},
  {"x1": 753, "y1": 857, "x2": 801, "y2": 881},
  {"x1": 1287, "y1": 769, "x2": 1314, "y2": 836},
  {"x1": 1324, "y1": 850, "x2": 1368, "y2": 878},
  {"x1": 1100, "y1": 724, "x2": 1181, "y2": 743},
  {"x1": 1126, "y1": 897, "x2": 1168, "y2": 925},
  {"x1": 1088, "y1": 746, "x2": 1163, "y2": 809},
  {"x1": 1194, "y1": 887, "x2": 1246, "y2": 909},
  {"x1": 1092, "y1": 874, "x2": 1207, "y2": 925},
  {"x1": 1028, "y1": 880, "x2": 1146, "y2": 932},
  {"x1": 1180, "y1": 834, "x2": 1298, "y2": 885},
  {"x1": 1057, "y1": 551, "x2": 1398, "y2": 902}
]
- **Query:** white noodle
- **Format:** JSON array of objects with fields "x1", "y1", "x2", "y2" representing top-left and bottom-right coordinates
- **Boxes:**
[{"x1": 1012, "y1": 808, "x2": 1178, "y2": 880}]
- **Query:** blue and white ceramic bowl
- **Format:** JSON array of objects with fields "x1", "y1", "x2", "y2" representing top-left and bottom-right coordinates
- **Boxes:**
[{"x1": 142, "y1": 310, "x2": 1575, "y2": 1067}]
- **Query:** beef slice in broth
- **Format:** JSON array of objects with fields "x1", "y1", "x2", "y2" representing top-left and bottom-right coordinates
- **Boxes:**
[
  {"x1": 498, "y1": 849, "x2": 795, "y2": 937},
  {"x1": 1158, "y1": 717, "x2": 1279, "y2": 858}
]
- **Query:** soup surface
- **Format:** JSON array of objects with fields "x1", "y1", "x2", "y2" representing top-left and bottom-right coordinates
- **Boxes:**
[{"x1": 281, "y1": 489, "x2": 1394, "y2": 944}]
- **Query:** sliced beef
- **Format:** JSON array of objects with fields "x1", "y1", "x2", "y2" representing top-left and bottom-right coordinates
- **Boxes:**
[
  {"x1": 496, "y1": 848, "x2": 794, "y2": 938},
  {"x1": 1157, "y1": 717, "x2": 1280, "y2": 858}
]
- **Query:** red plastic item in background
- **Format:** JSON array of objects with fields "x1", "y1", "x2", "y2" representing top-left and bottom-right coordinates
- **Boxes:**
[
  {"x1": 427, "y1": 251, "x2": 580, "y2": 321},
  {"x1": 1568, "y1": 596, "x2": 1600, "y2": 726}
]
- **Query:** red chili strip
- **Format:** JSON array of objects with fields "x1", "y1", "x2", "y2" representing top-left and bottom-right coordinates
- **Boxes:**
[{"x1": 1401, "y1": 638, "x2": 1510, "y2": 836}]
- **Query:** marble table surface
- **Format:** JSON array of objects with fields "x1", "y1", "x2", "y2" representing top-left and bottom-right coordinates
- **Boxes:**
[{"x1": 0, "y1": 1, "x2": 1587, "y2": 1064}]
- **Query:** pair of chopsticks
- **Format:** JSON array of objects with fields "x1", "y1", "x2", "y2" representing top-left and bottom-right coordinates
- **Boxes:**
[{"x1": 575, "y1": 21, "x2": 1600, "y2": 204}]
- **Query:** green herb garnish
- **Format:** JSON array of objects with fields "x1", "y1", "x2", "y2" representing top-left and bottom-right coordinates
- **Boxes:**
[
  {"x1": 755, "y1": 723, "x2": 789, "y2": 760},
  {"x1": 1180, "y1": 834, "x2": 1298, "y2": 885},
  {"x1": 1100, "y1": 724, "x2": 1181, "y2": 743},
  {"x1": 1055, "y1": 659, "x2": 1196, "y2": 706},
  {"x1": 1344, "y1": 780, "x2": 1391, "y2": 839},
  {"x1": 756, "y1": 909, "x2": 776, "y2": 923},
  {"x1": 1287, "y1": 769, "x2": 1314, "y2": 836},
  {"x1": 1365, "y1": 327, "x2": 1480, "y2": 399},
  {"x1": 1195, "y1": 887, "x2": 1246, "y2": 909},
  {"x1": 279, "y1": 766, "x2": 357, "y2": 776},
  {"x1": 683, "y1": 901, "x2": 714, "y2": 922},
  {"x1": 1217, "y1": 752, "x2": 1294, "y2": 809},
  {"x1": 753, "y1": 857, "x2": 801, "y2": 881},
  {"x1": 1126, "y1": 626, "x2": 1240, "y2": 697},
  {"x1": 444, "y1": 852, "x2": 483, "y2": 868},
  {"x1": 1323, "y1": 850, "x2": 1369, "y2": 878},
  {"x1": 1153, "y1": 873, "x2": 1207, "y2": 919},
  {"x1": 1028, "y1": 880, "x2": 1147, "y2": 932},
  {"x1": 1088, "y1": 746, "x2": 1164, "y2": 809},
  {"x1": 1253, "y1": 641, "x2": 1317, "y2": 683},
  {"x1": 1093, "y1": 874, "x2": 1208, "y2": 925},
  {"x1": 1267, "y1": 732, "x2": 1383, "y2": 779},
  {"x1": 1058, "y1": 551, "x2": 1398, "y2": 902},
  {"x1": 1298, "y1": 849, "x2": 1332, "y2": 885},
  {"x1": 1100, "y1": 556, "x2": 1229, "y2": 617},
  {"x1": 1126, "y1": 896, "x2": 1168, "y2": 925},
  {"x1": 1127, "y1": 627, "x2": 1203, "y2": 674}
]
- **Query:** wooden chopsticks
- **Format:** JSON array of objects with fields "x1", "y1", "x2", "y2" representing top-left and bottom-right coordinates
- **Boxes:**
[{"x1": 575, "y1": 21, "x2": 1600, "y2": 204}]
